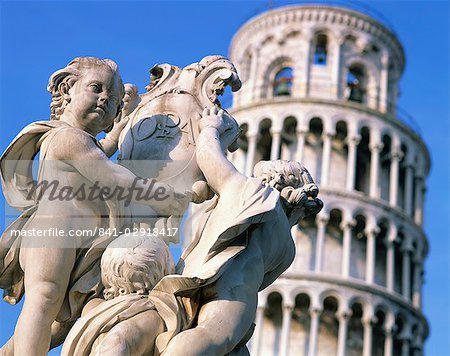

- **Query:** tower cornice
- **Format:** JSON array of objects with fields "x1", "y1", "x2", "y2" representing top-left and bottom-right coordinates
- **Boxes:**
[{"x1": 230, "y1": 5, "x2": 405, "y2": 74}]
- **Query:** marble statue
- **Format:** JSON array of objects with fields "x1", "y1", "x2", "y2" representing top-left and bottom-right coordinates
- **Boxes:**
[
  {"x1": 0, "y1": 57, "x2": 182, "y2": 355},
  {"x1": 0, "y1": 55, "x2": 322, "y2": 356},
  {"x1": 60, "y1": 107, "x2": 322, "y2": 355}
]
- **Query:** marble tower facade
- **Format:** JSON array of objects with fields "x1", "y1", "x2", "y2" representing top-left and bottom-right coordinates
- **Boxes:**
[{"x1": 228, "y1": 5, "x2": 430, "y2": 356}]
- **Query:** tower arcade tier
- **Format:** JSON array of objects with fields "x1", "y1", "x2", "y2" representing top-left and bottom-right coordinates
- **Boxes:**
[{"x1": 228, "y1": 5, "x2": 430, "y2": 356}]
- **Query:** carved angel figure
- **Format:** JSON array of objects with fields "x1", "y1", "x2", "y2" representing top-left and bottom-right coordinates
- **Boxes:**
[
  {"x1": 0, "y1": 57, "x2": 179, "y2": 355},
  {"x1": 60, "y1": 233, "x2": 175, "y2": 356},
  {"x1": 3, "y1": 54, "x2": 322, "y2": 355}
]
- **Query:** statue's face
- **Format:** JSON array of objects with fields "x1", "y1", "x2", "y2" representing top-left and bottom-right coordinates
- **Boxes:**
[{"x1": 65, "y1": 66, "x2": 122, "y2": 135}]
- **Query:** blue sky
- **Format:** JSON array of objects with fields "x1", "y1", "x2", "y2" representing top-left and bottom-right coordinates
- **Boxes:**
[{"x1": 0, "y1": 1, "x2": 448, "y2": 355}]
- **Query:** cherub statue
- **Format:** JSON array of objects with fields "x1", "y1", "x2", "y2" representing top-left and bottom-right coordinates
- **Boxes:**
[
  {"x1": 0, "y1": 57, "x2": 181, "y2": 355},
  {"x1": 61, "y1": 233, "x2": 175, "y2": 356}
]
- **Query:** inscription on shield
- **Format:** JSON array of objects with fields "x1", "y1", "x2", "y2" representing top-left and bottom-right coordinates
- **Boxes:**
[{"x1": 135, "y1": 114, "x2": 181, "y2": 142}]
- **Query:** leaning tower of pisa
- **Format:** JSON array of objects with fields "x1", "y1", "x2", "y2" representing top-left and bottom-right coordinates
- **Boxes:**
[{"x1": 228, "y1": 4, "x2": 430, "y2": 356}]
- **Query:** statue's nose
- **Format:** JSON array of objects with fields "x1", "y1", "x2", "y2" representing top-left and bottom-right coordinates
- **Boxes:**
[{"x1": 99, "y1": 95, "x2": 108, "y2": 105}]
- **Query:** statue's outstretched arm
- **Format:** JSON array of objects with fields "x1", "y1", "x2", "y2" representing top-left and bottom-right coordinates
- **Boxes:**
[
  {"x1": 53, "y1": 128, "x2": 184, "y2": 212},
  {"x1": 196, "y1": 107, "x2": 246, "y2": 196}
]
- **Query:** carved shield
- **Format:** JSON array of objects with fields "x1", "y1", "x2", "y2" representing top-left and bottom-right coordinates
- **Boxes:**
[{"x1": 119, "y1": 55, "x2": 241, "y2": 193}]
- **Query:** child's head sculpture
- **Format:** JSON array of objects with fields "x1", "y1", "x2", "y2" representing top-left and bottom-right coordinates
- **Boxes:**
[
  {"x1": 47, "y1": 57, "x2": 125, "y2": 134},
  {"x1": 101, "y1": 234, "x2": 175, "y2": 300}
]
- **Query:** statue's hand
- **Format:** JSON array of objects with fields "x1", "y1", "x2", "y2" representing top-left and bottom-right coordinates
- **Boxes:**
[
  {"x1": 199, "y1": 106, "x2": 233, "y2": 135},
  {"x1": 113, "y1": 114, "x2": 131, "y2": 134},
  {"x1": 103, "y1": 114, "x2": 131, "y2": 144},
  {"x1": 100, "y1": 113, "x2": 132, "y2": 157},
  {"x1": 122, "y1": 83, "x2": 139, "y2": 116}
]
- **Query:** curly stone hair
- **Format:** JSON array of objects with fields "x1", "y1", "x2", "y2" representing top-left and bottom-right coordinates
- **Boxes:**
[
  {"x1": 47, "y1": 57, "x2": 125, "y2": 121},
  {"x1": 101, "y1": 234, "x2": 175, "y2": 301},
  {"x1": 253, "y1": 160, "x2": 322, "y2": 216},
  {"x1": 253, "y1": 160, "x2": 311, "y2": 190}
]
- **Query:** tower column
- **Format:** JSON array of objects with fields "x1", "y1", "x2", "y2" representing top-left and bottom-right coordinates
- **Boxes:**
[
  {"x1": 389, "y1": 148, "x2": 403, "y2": 206},
  {"x1": 411, "y1": 324, "x2": 424, "y2": 356},
  {"x1": 279, "y1": 303, "x2": 294, "y2": 356},
  {"x1": 384, "y1": 324, "x2": 394, "y2": 356},
  {"x1": 245, "y1": 133, "x2": 258, "y2": 176},
  {"x1": 401, "y1": 338, "x2": 411, "y2": 356},
  {"x1": 401, "y1": 238, "x2": 413, "y2": 300},
  {"x1": 386, "y1": 224, "x2": 397, "y2": 292},
  {"x1": 404, "y1": 162, "x2": 415, "y2": 216},
  {"x1": 346, "y1": 135, "x2": 360, "y2": 191},
  {"x1": 362, "y1": 317, "x2": 374, "y2": 356},
  {"x1": 365, "y1": 228, "x2": 378, "y2": 284},
  {"x1": 270, "y1": 129, "x2": 282, "y2": 160},
  {"x1": 315, "y1": 215, "x2": 328, "y2": 272},
  {"x1": 320, "y1": 131, "x2": 333, "y2": 186},
  {"x1": 386, "y1": 241, "x2": 396, "y2": 292},
  {"x1": 307, "y1": 307, "x2": 322, "y2": 356},
  {"x1": 412, "y1": 256, "x2": 423, "y2": 308},
  {"x1": 295, "y1": 129, "x2": 307, "y2": 163},
  {"x1": 400, "y1": 324, "x2": 413, "y2": 356},
  {"x1": 331, "y1": 38, "x2": 341, "y2": 98},
  {"x1": 340, "y1": 219, "x2": 354, "y2": 277},
  {"x1": 379, "y1": 51, "x2": 389, "y2": 113},
  {"x1": 250, "y1": 303, "x2": 265, "y2": 356},
  {"x1": 414, "y1": 175, "x2": 424, "y2": 225},
  {"x1": 303, "y1": 33, "x2": 312, "y2": 96},
  {"x1": 336, "y1": 310, "x2": 350, "y2": 356},
  {"x1": 369, "y1": 141, "x2": 383, "y2": 198}
]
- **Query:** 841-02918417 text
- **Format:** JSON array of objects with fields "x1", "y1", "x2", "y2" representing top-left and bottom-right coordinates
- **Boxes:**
[{"x1": 96, "y1": 227, "x2": 179, "y2": 238}]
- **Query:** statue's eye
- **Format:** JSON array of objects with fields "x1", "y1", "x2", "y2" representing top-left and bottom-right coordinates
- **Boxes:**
[{"x1": 89, "y1": 83, "x2": 101, "y2": 93}]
